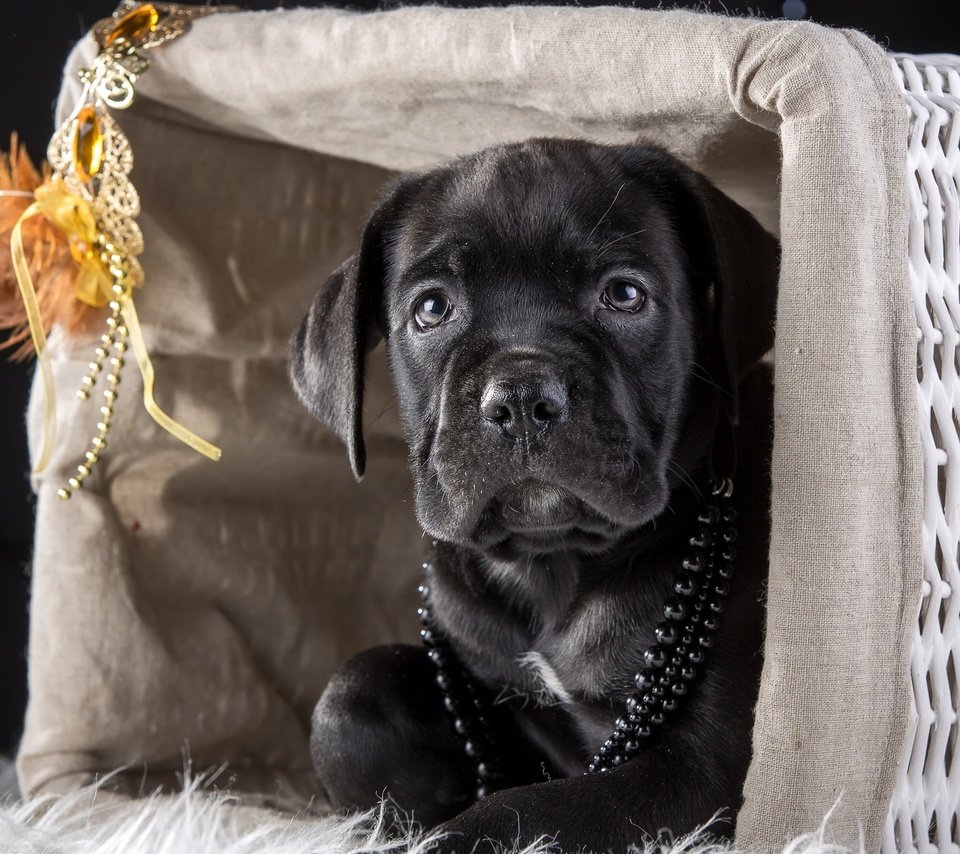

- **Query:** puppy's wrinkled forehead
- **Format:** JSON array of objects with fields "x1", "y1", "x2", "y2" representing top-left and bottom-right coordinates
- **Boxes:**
[{"x1": 385, "y1": 142, "x2": 684, "y2": 288}]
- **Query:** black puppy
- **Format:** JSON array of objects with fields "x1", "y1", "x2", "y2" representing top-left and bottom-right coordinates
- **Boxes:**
[{"x1": 290, "y1": 138, "x2": 778, "y2": 851}]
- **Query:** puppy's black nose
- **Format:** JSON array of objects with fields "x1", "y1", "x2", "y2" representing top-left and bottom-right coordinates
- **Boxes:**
[{"x1": 480, "y1": 373, "x2": 569, "y2": 439}]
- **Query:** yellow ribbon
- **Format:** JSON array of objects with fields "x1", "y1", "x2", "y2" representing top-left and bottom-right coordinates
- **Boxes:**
[
  {"x1": 33, "y1": 181, "x2": 113, "y2": 306},
  {"x1": 10, "y1": 190, "x2": 222, "y2": 470},
  {"x1": 11, "y1": 202, "x2": 58, "y2": 473},
  {"x1": 121, "y1": 298, "x2": 221, "y2": 461}
]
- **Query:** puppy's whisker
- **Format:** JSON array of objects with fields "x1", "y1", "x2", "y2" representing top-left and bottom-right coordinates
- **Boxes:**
[
  {"x1": 690, "y1": 362, "x2": 727, "y2": 394},
  {"x1": 667, "y1": 459, "x2": 703, "y2": 500},
  {"x1": 369, "y1": 398, "x2": 399, "y2": 427},
  {"x1": 597, "y1": 228, "x2": 647, "y2": 252},
  {"x1": 586, "y1": 182, "x2": 625, "y2": 242}
]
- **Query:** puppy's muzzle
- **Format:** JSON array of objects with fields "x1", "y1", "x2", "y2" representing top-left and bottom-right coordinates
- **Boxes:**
[{"x1": 479, "y1": 362, "x2": 569, "y2": 442}]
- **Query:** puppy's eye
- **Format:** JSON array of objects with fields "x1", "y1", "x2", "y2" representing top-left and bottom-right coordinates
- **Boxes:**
[
  {"x1": 601, "y1": 279, "x2": 646, "y2": 313},
  {"x1": 414, "y1": 292, "x2": 453, "y2": 329}
]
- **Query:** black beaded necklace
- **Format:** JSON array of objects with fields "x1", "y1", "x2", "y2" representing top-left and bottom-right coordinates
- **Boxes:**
[{"x1": 417, "y1": 478, "x2": 737, "y2": 795}]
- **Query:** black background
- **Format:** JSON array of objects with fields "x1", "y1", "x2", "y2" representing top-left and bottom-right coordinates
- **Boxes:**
[{"x1": 0, "y1": 0, "x2": 956, "y2": 756}]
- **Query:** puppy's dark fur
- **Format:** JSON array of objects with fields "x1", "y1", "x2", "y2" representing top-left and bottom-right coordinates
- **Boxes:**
[{"x1": 290, "y1": 139, "x2": 778, "y2": 851}]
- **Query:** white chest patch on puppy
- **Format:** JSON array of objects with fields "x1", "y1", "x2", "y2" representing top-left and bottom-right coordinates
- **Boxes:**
[{"x1": 516, "y1": 651, "x2": 573, "y2": 706}]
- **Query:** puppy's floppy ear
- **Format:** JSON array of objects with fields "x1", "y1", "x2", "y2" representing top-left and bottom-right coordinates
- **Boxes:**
[
  {"x1": 655, "y1": 156, "x2": 779, "y2": 464},
  {"x1": 289, "y1": 176, "x2": 420, "y2": 480}
]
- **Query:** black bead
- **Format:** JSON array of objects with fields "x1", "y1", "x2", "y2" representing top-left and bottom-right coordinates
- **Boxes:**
[
  {"x1": 418, "y1": 583, "x2": 429, "y2": 598},
  {"x1": 477, "y1": 762, "x2": 492, "y2": 780},
  {"x1": 688, "y1": 649, "x2": 706, "y2": 665},
  {"x1": 420, "y1": 628, "x2": 435, "y2": 645},
  {"x1": 624, "y1": 739, "x2": 640, "y2": 753},
  {"x1": 674, "y1": 644, "x2": 688, "y2": 657},
  {"x1": 673, "y1": 574, "x2": 699, "y2": 597},
  {"x1": 655, "y1": 622, "x2": 679, "y2": 645},
  {"x1": 721, "y1": 507, "x2": 737, "y2": 523},
  {"x1": 587, "y1": 763, "x2": 597, "y2": 773},
  {"x1": 721, "y1": 545, "x2": 737, "y2": 562},
  {"x1": 626, "y1": 696, "x2": 641, "y2": 714},
  {"x1": 714, "y1": 579, "x2": 731, "y2": 597},
  {"x1": 427, "y1": 649, "x2": 446, "y2": 666},
  {"x1": 635, "y1": 672, "x2": 656, "y2": 690},
  {"x1": 644, "y1": 645, "x2": 667, "y2": 668},
  {"x1": 603, "y1": 739, "x2": 615, "y2": 751},
  {"x1": 663, "y1": 598, "x2": 687, "y2": 621},
  {"x1": 708, "y1": 598, "x2": 726, "y2": 614},
  {"x1": 672, "y1": 681, "x2": 688, "y2": 697},
  {"x1": 698, "y1": 633, "x2": 715, "y2": 649},
  {"x1": 703, "y1": 614, "x2": 719, "y2": 631},
  {"x1": 681, "y1": 665, "x2": 698, "y2": 681},
  {"x1": 444, "y1": 695, "x2": 460, "y2": 713},
  {"x1": 465, "y1": 740, "x2": 479, "y2": 758},
  {"x1": 722, "y1": 527, "x2": 738, "y2": 543},
  {"x1": 663, "y1": 665, "x2": 679, "y2": 679},
  {"x1": 453, "y1": 717, "x2": 468, "y2": 735},
  {"x1": 688, "y1": 529, "x2": 712, "y2": 549},
  {"x1": 651, "y1": 684, "x2": 666, "y2": 698},
  {"x1": 662, "y1": 697, "x2": 678, "y2": 713},
  {"x1": 682, "y1": 554, "x2": 704, "y2": 573},
  {"x1": 650, "y1": 712, "x2": 665, "y2": 725},
  {"x1": 611, "y1": 754, "x2": 625, "y2": 766},
  {"x1": 636, "y1": 724, "x2": 652, "y2": 738},
  {"x1": 476, "y1": 785, "x2": 489, "y2": 799},
  {"x1": 641, "y1": 692, "x2": 659, "y2": 707},
  {"x1": 697, "y1": 505, "x2": 720, "y2": 525},
  {"x1": 435, "y1": 672, "x2": 450, "y2": 690},
  {"x1": 417, "y1": 607, "x2": 428, "y2": 620}
]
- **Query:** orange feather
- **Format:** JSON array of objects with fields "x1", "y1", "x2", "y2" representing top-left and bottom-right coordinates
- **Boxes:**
[{"x1": 0, "y1": 134, "x2": 98, "y2": 360}]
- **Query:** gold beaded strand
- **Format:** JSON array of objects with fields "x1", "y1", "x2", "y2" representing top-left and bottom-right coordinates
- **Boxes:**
[{"x1": 58, "y1": 243, "x2": 131, "y2": 500}]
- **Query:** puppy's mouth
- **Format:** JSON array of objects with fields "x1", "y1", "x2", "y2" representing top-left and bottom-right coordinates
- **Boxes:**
[{"x1": 472, "y1": 480, "x2": 622, "y2": 555}]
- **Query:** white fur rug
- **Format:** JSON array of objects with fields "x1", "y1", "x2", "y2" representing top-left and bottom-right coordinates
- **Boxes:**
[{"x1": 0, "y1": 760, "x2": 856, "y2": 854}]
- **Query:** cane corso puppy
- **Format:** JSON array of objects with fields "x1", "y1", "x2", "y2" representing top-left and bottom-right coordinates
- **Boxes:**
[{"x1": 290, "y1": 138, "x2": 778, "y2": 851}]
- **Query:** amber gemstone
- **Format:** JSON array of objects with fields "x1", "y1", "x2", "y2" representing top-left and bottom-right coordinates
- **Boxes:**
[
  {"x1": 72, "y1": 106, "x2": 104, "y2": 183},
  {"x1": 103, "y1": 3, "x2": 160, "y2": 47}
]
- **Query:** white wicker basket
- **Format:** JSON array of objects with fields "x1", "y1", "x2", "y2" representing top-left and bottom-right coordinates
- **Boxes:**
[{"x1": 886, "y1": 53, "x2": 960, "y2": 853}]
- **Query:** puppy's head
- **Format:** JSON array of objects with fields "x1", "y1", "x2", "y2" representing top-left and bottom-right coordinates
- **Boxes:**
[{"x1": 291, "y1": 139, "x2": 777, "y2": 556}]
